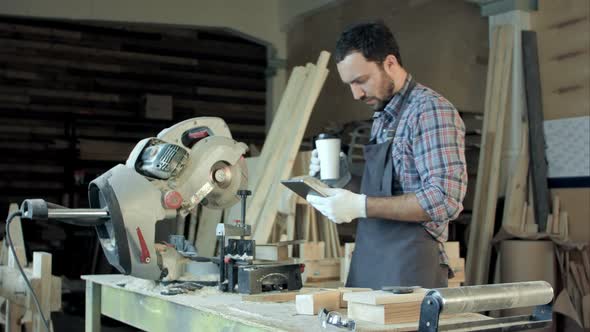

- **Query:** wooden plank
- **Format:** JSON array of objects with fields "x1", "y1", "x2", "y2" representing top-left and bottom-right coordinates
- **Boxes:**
[
  {"x1": 523, "y1": 30, "x2": 551, "y2": 232},
  {"x1": 252, "y1": 52, "x2": 331, "y2": 243},
  {"x1": 476, "y1": 24, "x2": 513, "y2": 285},
  {"x1": 348, "y1": 301, "x2": 422, "y2": 325},
  {"x1": 466, "y1": 26, "x2": 501, "y2": 285},
  {"x1": 31, "y1": 252, "x2": 52, "y2": 331},
  {"x1": 501, "y1": 126, "x2": 529, "y2": 228},
  {"x1": 310, "y1": 208, "x2": 319, "y2": 242},
  {"x1": 295, "y1": 290, "x2": 341, "y2": 315},
  {"x1": 6, "y1": 302, "x2": 26, "y2": 332},
  {"x1": 338, "y1": 287, "x2": 371, "y2": 308},
  {"x1": 329, "y1": 221, "x2": 341, "y2": 257},
  {"x1": 195, "y1": 207, "x2": 223, "y2": 257},
  {"x1": 559, "y1": 211, "x2": 569, "y2": 239},
  {"x1": 466, "y1": 25, "x2": 513, "y2": 285},
  {"x1": 299, "y1": 241, "x2": 325, "y2": 260},
  {"x1": 340, "y1": 243, "x2": 355, "y2": 284},
  {"x1": 551, "y1": 195, "x2": 560, "y2": 234},
  {"x1": 246, "y1": 65, "x2": 310, "y2": 237},
  {"x1": 255, "y1": 245, "x2": 289, "y2": 261},
  {"x1": 242, "y1": 288, "x2": 315, "y2": 303},
  {"x1": 319, "y1": 216, "x2": 333, "y2": 258},
  {"x1": 444, "y1": 241, "x2": 460, "y2": 259},
  {"x1": 243, "y1": 65, "x2": 307, "y2": 228},
  {"x1": 302, "y1": 258, "x2": 340, "y2": 283},
  {"x1": 573, "y1": 262, "x2": 590, "y2": 295},
  {"x1": 583, "y1": 295, "x2": 590, "y2": 328},
  {"x1": 343, "y1": 289, "x2": 427, "y2": 306},
  {"x1": 50, "y1": 276, "x2": 62, "y2": 312}
]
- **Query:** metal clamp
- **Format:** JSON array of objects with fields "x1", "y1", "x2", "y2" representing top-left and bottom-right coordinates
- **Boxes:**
[{"x1": 318, "y1": 308, "x2": 356, "y2": 331}]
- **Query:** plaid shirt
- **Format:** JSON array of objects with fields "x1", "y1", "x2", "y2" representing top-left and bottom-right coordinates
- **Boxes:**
[{"x1": 370, "y1": 74, "x2": 467, "y2": 270}]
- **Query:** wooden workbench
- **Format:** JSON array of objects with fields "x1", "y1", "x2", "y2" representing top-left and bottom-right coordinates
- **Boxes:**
[{"x1": 82, "y1": 275, "x2": 489, "y2": 332}]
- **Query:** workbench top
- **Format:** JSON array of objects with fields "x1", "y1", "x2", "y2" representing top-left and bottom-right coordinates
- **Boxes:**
[{"x1": 82, "y1": 274, "x2": 489, "y2": 332}]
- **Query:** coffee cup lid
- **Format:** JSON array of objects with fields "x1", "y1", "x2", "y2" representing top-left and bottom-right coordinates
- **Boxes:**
[{"x1": 317, "y1": 133, "x2": 339, "y2": 140}]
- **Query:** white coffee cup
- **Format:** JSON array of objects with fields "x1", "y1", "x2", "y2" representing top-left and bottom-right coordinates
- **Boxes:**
[{"x1": 316, "y1": 134, "x2": 341, "y2": 180}]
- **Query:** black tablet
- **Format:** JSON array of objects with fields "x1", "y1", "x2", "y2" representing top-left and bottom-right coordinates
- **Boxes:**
[{"x1": 280, "y1": 176, "x2": 330, "y2": 199}]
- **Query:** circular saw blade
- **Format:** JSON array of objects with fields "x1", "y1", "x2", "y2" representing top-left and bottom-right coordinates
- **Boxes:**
[{"x1": 203, "y1": 156, "x2": 248, "y2": 209}]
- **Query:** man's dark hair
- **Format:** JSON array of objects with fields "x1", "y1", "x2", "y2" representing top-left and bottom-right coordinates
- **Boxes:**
[{"x1": 334, "y1": 21, "x2": 403, "y2": 66}]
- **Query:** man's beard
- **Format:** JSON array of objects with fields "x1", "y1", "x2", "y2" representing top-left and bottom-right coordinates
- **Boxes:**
[{"x1": 364, "y1": 80, "x2": 395, "y2": 111}]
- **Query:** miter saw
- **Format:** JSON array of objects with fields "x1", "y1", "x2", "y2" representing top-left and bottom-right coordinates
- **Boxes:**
[{"x1": 17, "y1": 117, "x2": 303, "y2": 294}]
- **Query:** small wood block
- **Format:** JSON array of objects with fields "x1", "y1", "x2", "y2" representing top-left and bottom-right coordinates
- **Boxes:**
[
  {"x1": 444, "y1": 242, "x2": 460, "y2": 259},
  {"x1": 546, "y1": 214, "x2": 553, "y2": 234},
  {"x1": 295, "y1": 290, "x2": 341, "y2": 315},
  {"x1": 343, "y1": 288, "x2": 427, "y2": 305},
  {"x1": 256, "y1": 244, "x2": 289, "y2": 261},
  {"x1": 448, "y1": 258, "x2": 465, "y2": 270},
  {"x1": 347, "y1": 300, "x2": 422, "y2": 325},
  {"x1": 559, "y1": 211, "x2": 568, "y2": 239},
  {"x1": 299, "y1": 241, "x2": 325, "y2": 260},
  {"x1": 524, "y1": 223, "x2": 539, "y2": 234},
  {"x1": 450, "y1": 270, "x2": 465, "y2": 283},
  {"x1": 242, "y1": 288, "x2": 314, "y2": 303},
  {"x1": 302, "y1": 258, "x2": 340, "y2": 282},
  {"x1": 338, "y1": 287, "x2": 372, "y2": 308}
]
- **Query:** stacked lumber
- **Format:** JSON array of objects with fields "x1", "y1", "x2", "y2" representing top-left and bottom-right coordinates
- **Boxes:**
[
  {"x1": 247, "y1": 52, "x2": 330, "y2": 244},
  {"x1": 344, "y1": 289, "x2": 428, "y2": 324},
  {"x1": 466, "y1": 25, "x2": 514, "y2": 285}
]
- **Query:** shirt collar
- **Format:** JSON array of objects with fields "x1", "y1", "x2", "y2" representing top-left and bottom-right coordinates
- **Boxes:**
[{"x1": 373, "y1": 74, "x2": 413, "y2": 119}]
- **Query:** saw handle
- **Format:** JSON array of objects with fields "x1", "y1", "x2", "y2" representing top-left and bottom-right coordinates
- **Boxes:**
[{"x1": 20, "y1": 199, "x2": 109, "y2": 226}]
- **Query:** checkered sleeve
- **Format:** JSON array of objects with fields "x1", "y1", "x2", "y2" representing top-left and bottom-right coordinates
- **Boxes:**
[{"x1": 413, "y1": 98, "x2": 467, "y2": 225}]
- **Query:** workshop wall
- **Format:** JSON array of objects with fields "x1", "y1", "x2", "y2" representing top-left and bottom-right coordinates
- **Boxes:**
[
  {"x1": 287, "y1": 0, "x2": 489, "y2": 137},
  {"x1": 532, "y1": 0, "x2": 590, "y2": 244},
  {"x1": 532, "y1": 0, "x2": 590, "y2": 121}
]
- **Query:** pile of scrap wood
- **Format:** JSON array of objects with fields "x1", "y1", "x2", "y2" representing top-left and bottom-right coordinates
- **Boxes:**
[{"x1": 554, "y1": 246, "x2": 590, "y2": 328}]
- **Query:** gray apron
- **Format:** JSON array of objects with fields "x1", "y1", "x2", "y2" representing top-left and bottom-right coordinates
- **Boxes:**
[{"x1": 345, "y1": 80, "x2": 448, "y2": 290}]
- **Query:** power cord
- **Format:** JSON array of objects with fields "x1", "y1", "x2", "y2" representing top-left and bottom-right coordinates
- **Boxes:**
[{"x1": 5, "y1": 210, "x2": 51, "y2": 332}]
